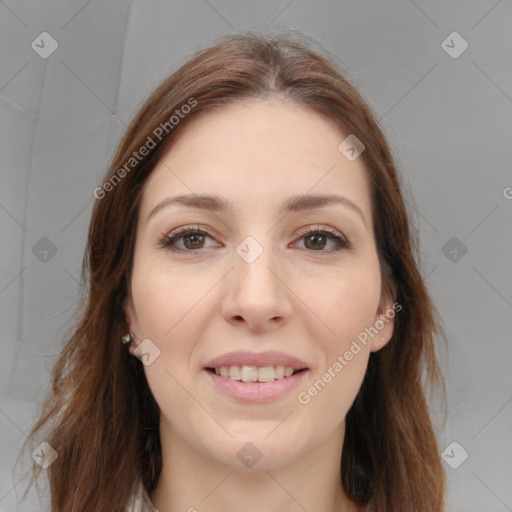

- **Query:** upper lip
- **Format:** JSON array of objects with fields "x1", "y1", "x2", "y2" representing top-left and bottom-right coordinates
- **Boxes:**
[{"x1": 204, "y1": 350, "x2": 309, "y2": 370}]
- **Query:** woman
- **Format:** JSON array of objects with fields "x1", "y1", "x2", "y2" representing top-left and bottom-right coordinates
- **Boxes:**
[{"x1": 22, "y1": 32, "x2": 446, "y2": 511}]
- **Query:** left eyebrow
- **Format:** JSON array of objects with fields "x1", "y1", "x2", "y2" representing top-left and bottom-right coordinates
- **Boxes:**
[
  {"x1": 147, "y1": 193, "x2": 367, "y2": 227},
  {"x1": 281, "y1": 194, "x2": 367, "y2": 226}
]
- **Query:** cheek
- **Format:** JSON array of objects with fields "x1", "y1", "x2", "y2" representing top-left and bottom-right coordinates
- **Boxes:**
[
  {"x1": 299, "y1": 258, "x2": 382, "y2": 350},
  {"x1": 299, "y1": 347, "x2": 369, "y2": 437},
  {"x1": 130, "y1": 261, "x2": 213, "y2": 397},
  {"x1": 131, "y1": 260, "x2": 210, "y2": 339},
  {"x1": 295, "y1": 278, "x2": 379, "y2": 430},
  {"x1": 294, "y1": 258, "x2": 381, "y2": 410}
]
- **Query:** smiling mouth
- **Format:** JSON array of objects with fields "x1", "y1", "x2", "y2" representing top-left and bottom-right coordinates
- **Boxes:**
[{"x1": 206, "y1": 365, "x2": 307, "y2": 382}]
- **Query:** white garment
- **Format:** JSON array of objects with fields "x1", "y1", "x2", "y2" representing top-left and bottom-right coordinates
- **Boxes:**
[{"x1": 125, "y1": 478, "x2": 158, "y2": 512}]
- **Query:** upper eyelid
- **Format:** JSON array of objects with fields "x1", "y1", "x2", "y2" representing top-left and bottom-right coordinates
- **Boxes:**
[
  {"x1": 161, "y1": 224, "x2": 349, "y2": 249},
  {"x1": 163, "y1": 224, "x2": 346, "y2": 240}
]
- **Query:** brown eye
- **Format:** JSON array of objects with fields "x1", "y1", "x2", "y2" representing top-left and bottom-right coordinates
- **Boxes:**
[
  {"x1": 160, "y1": 226, "x2": 349, "y2": 254},
  {"x1": 295, "y1": 228, "x2": 350, "y2": 253},
  {"x1": 181, "y1": 233, "x2": 206, "y2": 250},
  {"x1": 304, "y1": 233, "x2": 327, "y2": 250},
  {"x1": 160, "y1": 226, "x2": 216, "y2": 252}
]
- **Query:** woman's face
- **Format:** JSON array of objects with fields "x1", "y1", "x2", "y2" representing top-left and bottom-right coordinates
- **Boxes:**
[{"x1": 125, "y1": 99, "x2": 394, "y2": 471}]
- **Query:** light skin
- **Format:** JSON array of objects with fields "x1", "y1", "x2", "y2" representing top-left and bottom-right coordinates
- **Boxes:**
[{"x1": 124, "y1": 98, "x2": 395, "y2": 512}]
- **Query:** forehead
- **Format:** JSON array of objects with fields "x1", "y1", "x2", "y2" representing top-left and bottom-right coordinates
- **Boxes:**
[{"x1": 140, "y1": 99, "x2": 372, "y2": 221}]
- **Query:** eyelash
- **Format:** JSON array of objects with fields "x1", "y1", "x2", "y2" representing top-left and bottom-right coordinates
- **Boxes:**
[{"x1": 158, "y1": 224, "x2": 350, "y2": 254}]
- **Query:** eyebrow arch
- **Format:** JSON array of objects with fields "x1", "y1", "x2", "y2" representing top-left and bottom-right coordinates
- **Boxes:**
[{"x1": 147, "y1": 193, "x2": 367, "y2": 226}]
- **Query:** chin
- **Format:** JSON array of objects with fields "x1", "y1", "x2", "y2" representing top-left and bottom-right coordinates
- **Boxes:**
[{"x1": 201, "y1": 434, "x2": 305, "y2": 472}]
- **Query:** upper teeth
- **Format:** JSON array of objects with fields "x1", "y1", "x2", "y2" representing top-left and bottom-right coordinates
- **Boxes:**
[{"x1": 214, "y1": 365, "x2": 297, "y2": 382}]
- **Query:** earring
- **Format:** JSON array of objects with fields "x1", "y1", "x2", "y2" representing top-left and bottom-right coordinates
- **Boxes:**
[
  {"x1": 380, "y1": 335, "x2": 385, "y2": 341},
  {"x1": 121, "y1": 332, "x2": 134, "y2": 345}
]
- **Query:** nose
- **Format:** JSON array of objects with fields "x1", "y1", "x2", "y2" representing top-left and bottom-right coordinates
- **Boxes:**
[{"x1": 221, "y1": 238, "x2": 293, "y2": 333}]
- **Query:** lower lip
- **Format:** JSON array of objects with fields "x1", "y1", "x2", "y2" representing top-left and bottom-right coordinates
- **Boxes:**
[{"x1": 204, "y1": 369, "x2": 308, "y2": 403}]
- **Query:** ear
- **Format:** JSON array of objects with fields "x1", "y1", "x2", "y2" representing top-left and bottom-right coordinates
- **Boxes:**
[
  {"x1": 123, "y1": 294, "x2": 141, "y2": 356},
  {"x1": 369, "y1": 290, "x2": 399, "y2": 353}
]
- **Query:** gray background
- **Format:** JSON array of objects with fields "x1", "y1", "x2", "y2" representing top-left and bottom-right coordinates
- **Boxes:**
[{"x1": 1, "y1": 1, "x2": 511, "y2": 511}]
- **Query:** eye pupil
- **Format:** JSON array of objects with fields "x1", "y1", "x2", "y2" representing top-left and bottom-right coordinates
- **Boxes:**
[
  {"x1": 305, "y1": 234, "x2": 326, "y2": 250},
  {"x1": 184, "y1": 233, "x2": 205, "y2": 249}
]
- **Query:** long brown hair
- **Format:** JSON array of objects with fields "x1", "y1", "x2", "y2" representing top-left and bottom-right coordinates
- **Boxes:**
[{"x1": 20, "y1": 31, "x2": 446, "y2": 511}]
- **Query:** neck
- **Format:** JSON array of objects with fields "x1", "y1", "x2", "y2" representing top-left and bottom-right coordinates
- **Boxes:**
[{"x1": 150, "y1": 420, "x2": 361, "y2": 512}]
